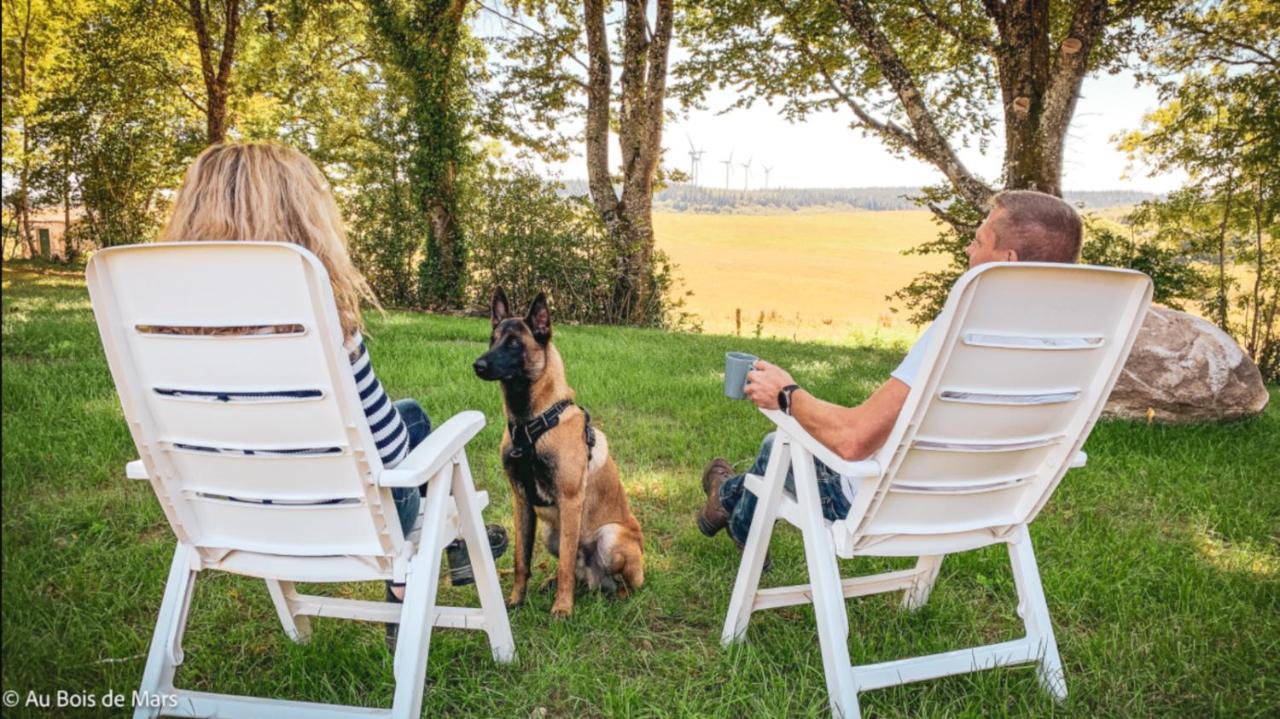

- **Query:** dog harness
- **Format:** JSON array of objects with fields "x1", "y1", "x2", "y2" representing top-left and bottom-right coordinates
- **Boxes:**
[{"x1": 506, "y1": 399, "x2": 596, "y2": 462}]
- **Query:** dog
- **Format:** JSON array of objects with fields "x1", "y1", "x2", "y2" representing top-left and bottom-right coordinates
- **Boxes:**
[{"x1": 473, "y1": 288, "x2": 644, "y2": 617}]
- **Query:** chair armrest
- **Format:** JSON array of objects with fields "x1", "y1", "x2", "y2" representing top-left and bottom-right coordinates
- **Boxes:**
[
  {"x1": 378, "y1": 411, "x2": 486, "y2": 489},
  {"x1": 1069, "y1": 450, "x2": 1087, "y2": 469},
  {"x1": 759, "y1": 408, "x2": 882, "y2": 479},
  {"x1": 125, "y1": 460, "x2": 149, "y2": 480}
]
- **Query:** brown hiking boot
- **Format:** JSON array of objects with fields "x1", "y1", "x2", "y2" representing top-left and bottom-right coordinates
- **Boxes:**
[{"x1": 697, "y1": 458, "x2": 735, "y2": 537}]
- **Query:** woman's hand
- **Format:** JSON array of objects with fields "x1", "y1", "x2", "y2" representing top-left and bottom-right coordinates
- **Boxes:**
[{"x1": 744, "y1": 359, "x2": 796, "y2": 410}]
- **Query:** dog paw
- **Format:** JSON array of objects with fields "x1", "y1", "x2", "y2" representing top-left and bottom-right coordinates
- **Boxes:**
[
  {"x1": 505, "y1": 592, "x2": 526, "y2": 609},
  {"x1": 549, "y1": 599, "x2": 573, "y2": 618}
]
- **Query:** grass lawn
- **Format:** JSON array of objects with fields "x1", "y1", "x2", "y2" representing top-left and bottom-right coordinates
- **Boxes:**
[{"x1": 3, "y1": 264, "x2": 1278, "y2": 717}]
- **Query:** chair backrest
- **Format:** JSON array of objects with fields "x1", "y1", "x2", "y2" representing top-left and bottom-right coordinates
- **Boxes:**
[
  {"x1": 87, "y1": 242, "x2": 402, "y2": 561},
  {"x1": 851, "y1": 262, "x2": 1151, "y2": 551}
]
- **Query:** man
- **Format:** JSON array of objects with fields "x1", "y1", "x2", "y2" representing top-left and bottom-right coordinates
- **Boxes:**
[{"x1": 696, "y1": 190, "x2": 1085, "y2": 553}]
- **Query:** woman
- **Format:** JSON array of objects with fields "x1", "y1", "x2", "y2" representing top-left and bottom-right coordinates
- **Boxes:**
[{"x1": 158, "y1": 142, "x2": 503, "y2": 647}]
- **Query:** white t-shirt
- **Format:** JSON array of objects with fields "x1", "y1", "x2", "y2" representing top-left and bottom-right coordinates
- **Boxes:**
[
  {"x1": 889, "y1": 323, "x2": 936, "y2": 388},
  {"x1": 834, "y1": 323, "x2": 936, "y2": 507}
]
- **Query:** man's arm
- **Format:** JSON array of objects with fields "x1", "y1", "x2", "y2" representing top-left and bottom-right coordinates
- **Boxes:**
[{"x1": 744, "y1": 360, "x2": 910, "y2": 461}]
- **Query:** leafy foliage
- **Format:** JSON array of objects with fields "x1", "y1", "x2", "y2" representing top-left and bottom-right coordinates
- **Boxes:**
[
  {"x1": 369, "y1": 0, "x2": 476, "y2": 310},
  {"x1": 1121, "y1": 0, "x2": 1279, "y2": 381},
  {"x1": 465, "y1": 165, "x2": 689, "y2": 329},
  {"x1": 1080, "y1": 219, "x2": 1207, "y2": 310},
  {"x1": 885, "y1": 185, "x2": 982, "y2": 326}
]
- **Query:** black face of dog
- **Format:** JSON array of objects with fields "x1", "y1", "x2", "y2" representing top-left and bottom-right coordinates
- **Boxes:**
[{"x1": 473, "y1": 288, "x2": 552, "y2": 382}]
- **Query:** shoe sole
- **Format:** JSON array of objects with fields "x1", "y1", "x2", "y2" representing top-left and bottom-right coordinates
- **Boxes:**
[
  {"x1": 696, "y1": 512, "x2": 724, "y2": 538},
  {"x1": 447, "y1": 532, "x2": 510, "y2": 587}
]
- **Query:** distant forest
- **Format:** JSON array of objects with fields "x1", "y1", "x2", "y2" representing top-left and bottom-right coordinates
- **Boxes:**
[{"x1": 558, "y1": 181, "x2": 1157, "y2": 213}]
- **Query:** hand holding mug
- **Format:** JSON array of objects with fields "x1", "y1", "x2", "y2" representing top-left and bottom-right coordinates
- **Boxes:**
[{"x1": 743, "y1": 359, "x2": 796, "y2": 410}]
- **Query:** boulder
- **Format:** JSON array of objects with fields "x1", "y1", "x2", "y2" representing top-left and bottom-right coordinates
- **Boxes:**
[{"x1": 1104, "y1": 306, "x2": 1270, "y2": 423}]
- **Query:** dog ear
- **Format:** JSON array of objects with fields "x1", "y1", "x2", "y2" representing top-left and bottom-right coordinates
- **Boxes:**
[
  {"x1": 525, "y1": 292, "x2": 552, "y2": 344},
  {"x1": 491, "y1": 287, "x2": 511, "y2": 328}
]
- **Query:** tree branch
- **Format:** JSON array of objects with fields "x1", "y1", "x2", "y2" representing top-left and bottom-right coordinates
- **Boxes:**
[
  {"x1": 835, "y1": 0, "x2": 992, "y2": 206},
  {"x1": 186, "y1": 0, "x2": 216, "y2": 91},
  {"x1": 815, "y1": 64, "x2": 920, "y2": 152},
  {"x1": 215, "y1": 0, "x2": 241, "y2": 87},
  {"x1": 1040, "y1": 0, "x2": 1108, "y2": 161},
  {"x1": 583, "y1": 0, "x2": 619, "y2": 216},
  {"x1": 639, "y1": 0, "x2": 673, "y2": 177},
  {"x1": 617, "y1": 0, "x2": 650, "y2": 187},
  {"x1": 913, "y1": 1, "x2": 993, "y2": 50},
  {"x1": 475, "y1": 1, "x2": 589, "y2": 72}
]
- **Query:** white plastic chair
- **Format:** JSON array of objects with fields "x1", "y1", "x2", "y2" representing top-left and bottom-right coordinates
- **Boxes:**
[
  {"x1": 721, "y1": 262, "x2": 1152, "y2": 718},
  {"x1": 86, "y1": 241, "x2": 515, "y2": 719}
]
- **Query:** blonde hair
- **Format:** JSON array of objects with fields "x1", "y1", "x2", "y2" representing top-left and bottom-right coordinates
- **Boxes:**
[{"x1": 158, "y1": 142, "x2": 379, "y2": 340}]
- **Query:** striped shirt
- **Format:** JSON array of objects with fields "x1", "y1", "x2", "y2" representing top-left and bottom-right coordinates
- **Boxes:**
[{"x1": 348, "y1": 333, "x2": 410, "y2": 468}]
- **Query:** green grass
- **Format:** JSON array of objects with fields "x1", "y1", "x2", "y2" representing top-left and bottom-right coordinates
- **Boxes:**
[{"x1": 3, "y1": 263, "x2": 1278, "y2": 718}]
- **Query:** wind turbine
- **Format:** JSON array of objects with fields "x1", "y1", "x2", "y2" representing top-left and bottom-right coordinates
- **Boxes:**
[
  {"x1": 686, "y1": 135, "x2": 705, "y2": 186},
  {"x1": 720, "y1": 149, "x2": 734, "y2": 190},
  {"x1": 740, "y1": 156, "x2": 753, "y2": 191},
  {"x1": 762, "y1": 164, "x2": 774, "y2": 189}
]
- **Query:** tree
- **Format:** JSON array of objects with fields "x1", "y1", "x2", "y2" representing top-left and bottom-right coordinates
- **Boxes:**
[
  {"x1": 2, "y1": 0, "x2": 71, "y2": 257},
  {"x1": 676, "y1": 0, "x2": 1172, "y2": 320},
  {"x1": 368, "y1": 0, "x2": 474, "y2": 309},
  {"x1": 1120, "y1": 0, "x2": 1279, "y2": 380},
  {"x1": 583, "y1": 0, "x2": 673, "y2": 323},
  {"x1": 37, "y1": 0, "x2": 203, "y2": 248},
  {"x1": 482, "y1": 0, "x2": 675, "y2": 325},
  {"x1": 169, "y1": 0, "x2": 244, "y2": 145}
]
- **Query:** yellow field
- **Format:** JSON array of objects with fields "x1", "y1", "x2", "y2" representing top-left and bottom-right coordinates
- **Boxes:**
[{"x1": 654, "y1": 210, "x2": 948, "y2": 343}]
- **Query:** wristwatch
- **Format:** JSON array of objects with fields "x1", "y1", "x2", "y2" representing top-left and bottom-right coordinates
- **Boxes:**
[{"x1": 778, "y1": 384, "x2": 801, "y2": 415}]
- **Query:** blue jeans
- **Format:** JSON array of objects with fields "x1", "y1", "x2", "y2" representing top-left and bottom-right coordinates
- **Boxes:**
[
  {"x1": 391, "y1": 399, "x2": 432, "y2": 535},
  {"x1": 719, "y1": 432, "x2": 853, "y2": 545}
]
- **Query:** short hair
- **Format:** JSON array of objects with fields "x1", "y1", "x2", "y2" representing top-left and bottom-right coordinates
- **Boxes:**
[{"x1": 988, "y1": 190, "x2": 1082, "y2": 263}]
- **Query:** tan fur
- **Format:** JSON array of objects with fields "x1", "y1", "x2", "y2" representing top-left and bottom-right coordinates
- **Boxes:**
[{"x1": 498, "y1": 341, "x2": 645, "y2": 617}]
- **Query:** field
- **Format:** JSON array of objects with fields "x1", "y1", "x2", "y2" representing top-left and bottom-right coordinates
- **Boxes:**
[
  {"x1": 3, "y1": 264, "x2": 1278, "y2": 717},
  {"x1": 654, "y1": 210, "x2": 947, "y2": 342}
]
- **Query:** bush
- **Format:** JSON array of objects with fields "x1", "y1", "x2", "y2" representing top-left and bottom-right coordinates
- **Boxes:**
[
  {"x1": 1080, "y1": 219, "x2": 1209, "y2": 310},
  {"x1": 465, "y1": 165, "x2": 691, "y2": 328}
]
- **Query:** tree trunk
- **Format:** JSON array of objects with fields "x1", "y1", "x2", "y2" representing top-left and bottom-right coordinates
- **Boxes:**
[
  {"x1": 184, "y1": 0, "x2": 241, "y2": 145},
  {"x1": 19, "y1": 143, "x2": 35, "y2": 258},
  {"x1": 15, "y1": 0, "x2": 36, "y2": 257},
  {"x1": 583, "y1": 0, "x2": 672, "y2": 324},
  {"x1": 1247, "y1": 188, "x2": 1265, "y2": 357},
  {"x1": 995, "y1": 0, "x2": 1054, "y2": 194},
  {"x1": 62, "y1": 149, "x2": 71, "y2": 261},
  {"x1": 1214, "y1": 172, "x2": 1236, "y2": 330},
  {"x1": 369, "y1": 0, "x2": 470, "y2": 309}
]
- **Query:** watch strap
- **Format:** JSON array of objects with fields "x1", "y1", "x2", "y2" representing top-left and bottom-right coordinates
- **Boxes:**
[{"x1": 779, "y1": 384, "x2": 801, "y2": 415}]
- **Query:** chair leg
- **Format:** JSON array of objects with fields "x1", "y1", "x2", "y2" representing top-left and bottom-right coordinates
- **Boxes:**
[
  {"x1": 1008, "y1": 526, "x2": 1067, "y2": 702},
  {"x1": 453, "y1": 453, "x2": 516, "y2": 663},
  {"x1": 791, "y1": 447, "x2": 860, "y2": 719},
  {"x1": 390, "y1": 467, "x2": 452, "y2": 719},
  {"x1": 900, "y1": 555, "x2": 944, "y2": 611},
  {"x1": 721, "y1": 441, "x2": 790, "y2": 646},
  {"x1": 264, "y1": 579, "x2": 312, "y2": 643},
  {"x1": 133, "y1": 542, "x2": 198, "y2": 719}
]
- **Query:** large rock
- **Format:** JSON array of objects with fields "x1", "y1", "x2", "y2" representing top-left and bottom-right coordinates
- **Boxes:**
[{"x1": 1104, "y1": 306, "x2": 1270, "y2": 423}]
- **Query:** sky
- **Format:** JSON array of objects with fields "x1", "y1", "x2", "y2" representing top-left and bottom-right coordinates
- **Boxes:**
[{"x1": 536, "y1": 68, "x2": 1186, "y2": 194}]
